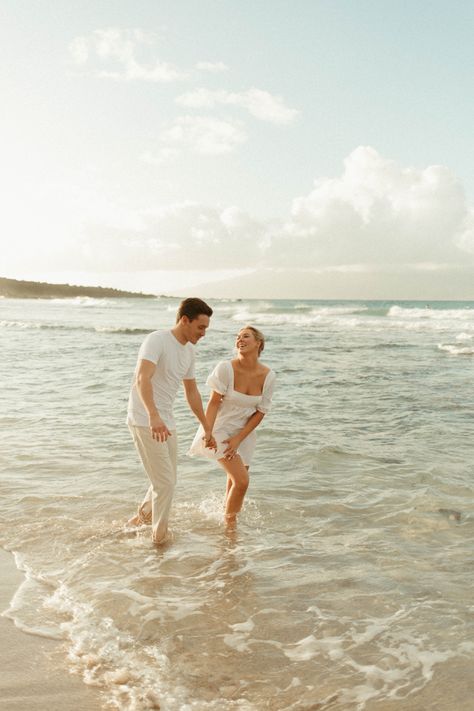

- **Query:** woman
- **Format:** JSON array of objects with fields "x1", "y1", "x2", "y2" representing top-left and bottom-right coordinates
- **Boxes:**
[{"x1": 189, "y1": 325, "x2": 276, "y2": 526}]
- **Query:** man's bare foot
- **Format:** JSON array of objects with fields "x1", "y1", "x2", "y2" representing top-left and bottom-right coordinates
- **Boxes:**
[{"x1": 126, "y1": 514, "x2": 140, "y2": 526}]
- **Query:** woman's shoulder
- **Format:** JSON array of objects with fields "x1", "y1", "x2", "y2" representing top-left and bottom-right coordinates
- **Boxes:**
[
  {"x1": 214, "y1": 359, "x2": 232, "y2": 368},
  {"x1": 261, "y1": 365, "x2": 276, "y2": 387},
  {"x1": 212, "y1": 360, "x2": 233, "y2": 378}
]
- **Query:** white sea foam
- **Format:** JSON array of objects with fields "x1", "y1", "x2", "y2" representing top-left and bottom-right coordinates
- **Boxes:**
[
  {"x1": 0, "y1": 319, "x2": 149, "y2": 335},
  {"x1": 283, "y1": 634, "x2": 327, "y2": 661},
  {"x1": 48, "y1": 297, "x2": 118, "y2": 307},
  {"x1": 438, "y1": 343, "x2": 474, "y2": 355},
  {"x1": 0, "y1": 319, "x2": 43, "y2": 329},
  {"x1": 230, "y1": 307, "x2": 367, "y2": 327},
  {"x1": 389, "y1": 305, "x2": 474, "y2": 321},
  {"x1": 94, "y1": 326, "x2": 150, "y2": 334}
]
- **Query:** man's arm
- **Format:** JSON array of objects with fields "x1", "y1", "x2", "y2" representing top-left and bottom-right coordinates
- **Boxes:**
[
  {"x1": 183, "y1": 379, "x2": 216, "y2": 447},
  {"x1": 136, "y1": 359, "x2": 172, "y2": 442}
]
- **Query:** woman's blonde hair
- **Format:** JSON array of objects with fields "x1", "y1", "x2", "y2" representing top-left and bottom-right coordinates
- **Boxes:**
[{"x1": 240, "y1": 325, "x2": 265, "y2": 355}]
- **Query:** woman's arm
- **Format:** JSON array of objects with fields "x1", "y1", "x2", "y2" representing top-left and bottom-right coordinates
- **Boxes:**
[
  {"x1": 183, "y1": 379, "x2": 216, "y2": 448},
  {"x1": 223, "y1": 411, "x2": 265, "y2": 459},
  {"x1": 205, "y1": 390, "x2": 223, "y2": 433}
]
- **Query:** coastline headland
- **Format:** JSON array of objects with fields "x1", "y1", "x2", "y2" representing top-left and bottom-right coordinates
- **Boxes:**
[{"x1": 0, "y1": 277, "x2": 157, "y2": 299}]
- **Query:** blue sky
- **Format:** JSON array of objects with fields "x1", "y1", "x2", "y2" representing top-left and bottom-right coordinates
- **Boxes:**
[{"x1": 1, "y1": 1, "x2": 473, "y2": 297}]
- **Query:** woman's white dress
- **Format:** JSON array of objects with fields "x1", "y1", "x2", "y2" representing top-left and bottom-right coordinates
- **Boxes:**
[{"x1": 188, "y1": 360, "x2": 276, "y2": 466}]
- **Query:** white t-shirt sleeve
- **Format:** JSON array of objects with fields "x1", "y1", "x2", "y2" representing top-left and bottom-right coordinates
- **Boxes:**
[
  {"x1": 138, "y1": 332, "x2": 164, "y2": 364},
  {"x1": 206, "y1": 360, "x2": 230, "y2": 395},
  {"x1": 257, "y1": 370, "x2": 276, "y2": 414},
  {"x1": 183, "y1": 347, "x2": 196, "y2": 380}
]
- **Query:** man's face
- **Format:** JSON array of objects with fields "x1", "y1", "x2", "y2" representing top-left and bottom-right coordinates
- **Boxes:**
[{"x1": 182, "y1": 314, "x2": 210, "y2": 344}]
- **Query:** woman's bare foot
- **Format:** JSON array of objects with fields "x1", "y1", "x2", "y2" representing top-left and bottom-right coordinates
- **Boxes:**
[{"x1": 224, "y1": 513, "x2": 237, "y2": 529}]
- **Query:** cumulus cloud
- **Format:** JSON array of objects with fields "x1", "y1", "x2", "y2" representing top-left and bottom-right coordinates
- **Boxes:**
[
  {"x1": 10, "y1": 148, "x2": 474, "y2": 279},
  {"x1": 176, "y1": 87, "x2": 299, "y2": 124},
  {"x1": 272, "y1": 146, "x2": 469, "y2": 267},
  {"x1": 454, "y1": 209, "x2": 474, "y2": 254},
  {"x1": 68, "y1": 28, "x2": 187, "y2": 82},
  {"x1": 159, "y1": 116, "x2": 247, "y2": 155},
  {"x1": 75, "y1": 203, "x2": 266, "y2": 271},
  {"x1": 196, "y1": 61, "x2": 228, "y2": 73}
]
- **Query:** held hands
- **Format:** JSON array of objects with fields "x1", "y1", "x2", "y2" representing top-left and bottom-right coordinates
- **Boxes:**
[
  {"x1": 223, "y1": 435, "x2": 241, "y2": 460},
  {"x1": 203, "y1": 430, "x2": 217, "y2": 451},
  {"x1": 149, "y1": 413, "x2": 172, "y2": 442}
]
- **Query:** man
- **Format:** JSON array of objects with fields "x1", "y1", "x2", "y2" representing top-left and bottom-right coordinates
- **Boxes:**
[{"x1": 127, "y1": 297, "x2": 215, "y2": 544}]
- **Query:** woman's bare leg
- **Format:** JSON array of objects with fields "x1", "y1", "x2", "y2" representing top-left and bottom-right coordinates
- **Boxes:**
[
  {"x1": 218, "y1": 455, "x2": 249, "y2": 524},
  {"x1": 225, "y1": 475, "x2": 232, "y2": 505}
]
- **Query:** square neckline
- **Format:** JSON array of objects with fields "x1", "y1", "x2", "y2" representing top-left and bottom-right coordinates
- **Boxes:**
[{"x1": 229, "y1": 361, "x2": 271, "y2": 397}]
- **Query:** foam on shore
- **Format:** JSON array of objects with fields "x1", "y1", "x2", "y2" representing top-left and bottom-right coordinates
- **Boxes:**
[{"x1": 0, "y1": 548, "x2": 102, "y2": 711}]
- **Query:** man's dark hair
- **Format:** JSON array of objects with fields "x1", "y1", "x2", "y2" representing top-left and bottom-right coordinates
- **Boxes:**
[{"x1": 176, "y1": 297, "x2": 213, "y2": 323}]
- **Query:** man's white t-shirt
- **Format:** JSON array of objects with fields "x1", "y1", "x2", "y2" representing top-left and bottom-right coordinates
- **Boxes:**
[{"x1": 127, "y1": 330, "x2": 195, "y2": 429}]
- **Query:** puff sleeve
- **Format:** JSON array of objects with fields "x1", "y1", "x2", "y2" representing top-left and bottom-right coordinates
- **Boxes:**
[
  {"x1": 206, "y1": 360, "x2": 231, "y2": 395},
  {"x1": 257, "y1": 370, "x2": 276, "y2": 414}
]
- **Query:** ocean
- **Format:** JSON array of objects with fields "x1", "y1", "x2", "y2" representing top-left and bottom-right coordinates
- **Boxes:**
[{"x1": 1, "y1": 296, "x2": 473, "y2": 711}]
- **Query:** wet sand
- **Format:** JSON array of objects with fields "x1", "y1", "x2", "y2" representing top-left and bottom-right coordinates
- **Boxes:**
[{"x1": 0, "y1": 548, "x2": 102, "y2": 711}]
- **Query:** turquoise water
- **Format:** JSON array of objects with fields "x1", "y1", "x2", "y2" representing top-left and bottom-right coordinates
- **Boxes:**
[{"x1": 1, "y1": 296, "x2": 473, "y2": 710}]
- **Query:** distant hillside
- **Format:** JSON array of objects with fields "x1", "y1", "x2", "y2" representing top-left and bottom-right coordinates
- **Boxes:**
[{"x1": 0, "y1": 277, "x2": 156, "y2": 299}]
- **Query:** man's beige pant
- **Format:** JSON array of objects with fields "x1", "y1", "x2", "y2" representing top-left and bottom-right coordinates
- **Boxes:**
[{"x1": 129, "y1": 425, "x2": 178, "y2": 543}]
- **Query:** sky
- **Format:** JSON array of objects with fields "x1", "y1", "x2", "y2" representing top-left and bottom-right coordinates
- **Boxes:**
[{"x1": 1, "y1": 0, "x2": 474, "y2": 299}]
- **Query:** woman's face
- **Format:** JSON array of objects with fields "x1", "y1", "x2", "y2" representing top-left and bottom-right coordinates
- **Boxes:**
[{"x1": 236, "y1": 329, "x2": 260, "y2": 355}]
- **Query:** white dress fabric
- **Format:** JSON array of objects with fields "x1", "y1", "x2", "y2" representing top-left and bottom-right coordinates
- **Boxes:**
[{"x1": 188, "y1": 360, "x2": 276, "y2": 466}]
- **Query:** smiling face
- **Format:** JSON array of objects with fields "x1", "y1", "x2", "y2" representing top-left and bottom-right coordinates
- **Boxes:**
[
  {"x1": 181, "y1": 314, "x2": 210, "y2": 344},
  {"x1": 236, "y1": 328, "x2": 262, "y2": 356}
]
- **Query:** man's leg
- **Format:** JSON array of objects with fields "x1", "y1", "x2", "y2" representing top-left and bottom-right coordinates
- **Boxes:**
[{"x1": 129, "y1": 425, "x2": 178, "y2": 543}]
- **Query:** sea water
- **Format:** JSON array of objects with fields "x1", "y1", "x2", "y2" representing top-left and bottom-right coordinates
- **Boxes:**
[{"x1": 0, "y1": 296, "x2": 473, "y2": 710}]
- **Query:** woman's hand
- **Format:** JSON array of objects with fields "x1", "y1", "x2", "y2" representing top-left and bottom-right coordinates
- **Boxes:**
[
  {"x1": 203, "y1": 431, "x2": 217, "y2": 451},
  {"x1": 223, "y1": 435, "x2": 241, "y2": 460}
]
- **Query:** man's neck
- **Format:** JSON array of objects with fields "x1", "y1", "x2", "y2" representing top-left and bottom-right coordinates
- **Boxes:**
[{"x1": 171, "y1": 325, "x2": 188, "y2": 345}]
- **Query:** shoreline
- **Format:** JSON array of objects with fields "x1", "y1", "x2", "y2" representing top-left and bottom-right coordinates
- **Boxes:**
[
  {"x1": 0, "y1": 548, "x2": 102, "y2": 710},
  {"x1": 0, "y1": 276, "x2": 157, "y2": 299}
]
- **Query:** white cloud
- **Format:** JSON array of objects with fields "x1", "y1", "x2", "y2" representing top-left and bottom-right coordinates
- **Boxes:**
[
  {"x1": 140, "y1": 147, "x2": 180, "y2": 166},
  {"x1": 88, "y1": 148, "x2": 474, "y2": 273},
  {"x1": 160, "y1": 116, "x2": 247, "y2": 155},
  {"x1": 68, "y1": 28, "x2": 187, "y2": 82},
  {"x1": 72, "y1": 203, "x2": 266, "y2": 271},
  {"x1": 196, "y1": 61, "x2": 228, "y2": 73},
  {"x1": 176, "y1": 87, "x2": 299, "y2": 124},
  {"x1": 4, "y1": 148, "x2": 474, "y2": 284},
  {"x1": 454, "y1": 209, "x2": 474, "y2": 254},
  {"x1": 275, "y1": 146, "x2": 468, "y2": 267},
  {"x1": 69, "y1": 36, "x2": 89, "y2": 64}
]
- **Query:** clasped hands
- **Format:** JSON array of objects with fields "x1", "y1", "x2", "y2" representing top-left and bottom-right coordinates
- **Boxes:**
[
  {"x1": 202, "y1": 431, "x2": 217, "y2": 451},
  {"x1": 202, "y1": 432, "x2": 240, "y2": 460}
]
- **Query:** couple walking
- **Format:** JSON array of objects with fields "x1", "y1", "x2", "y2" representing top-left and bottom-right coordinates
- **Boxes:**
[{"x1": 126, "y1": 298, "x2": 276, "y2": 544}]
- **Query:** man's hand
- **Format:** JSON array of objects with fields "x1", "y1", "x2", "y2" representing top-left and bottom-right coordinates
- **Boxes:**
[
  {"x1": 223, "y1": 435, "x2": 241, "y2": 460},
  {"x1": 149, "y1": 413, "x2": 172, "y2": 442},
  {"x1": 203, "y1": 431, "x2": 217, "y2": 451}
]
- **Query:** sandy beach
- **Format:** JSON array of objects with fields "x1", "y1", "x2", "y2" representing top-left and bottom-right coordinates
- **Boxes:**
[{"x1": 0, "y1": 548, "x2": 102, "y2": 711}]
